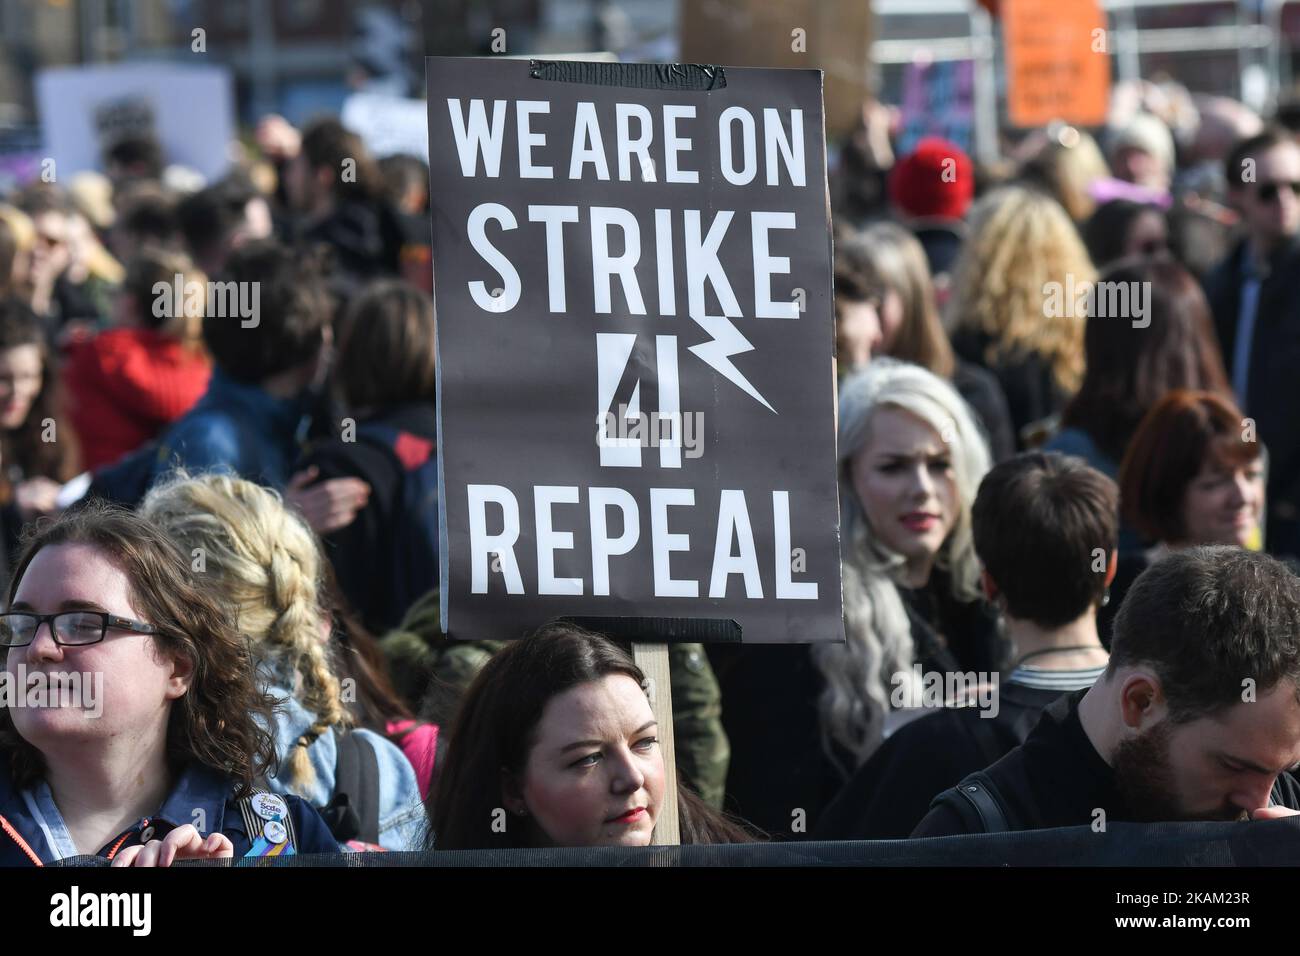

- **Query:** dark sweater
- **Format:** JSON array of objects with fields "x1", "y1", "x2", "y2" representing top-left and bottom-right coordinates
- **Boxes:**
[
  {"x1": 711, "y1": 571, "x2": 1000, "y2": 839},
  {"x1": 814, "y1": 681, "x2": 1068, "y2": 840},
  {"x1": 951, "y1": 328, "x2": 1068, "y2": 449},
  {"x1": 913, "y1": 689, "x2": 1300, "y2": 835}
]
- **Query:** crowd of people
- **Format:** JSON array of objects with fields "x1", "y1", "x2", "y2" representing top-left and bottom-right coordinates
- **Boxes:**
[{"x1": 0, "y1": 73, "x2": 1299, "y2": 865}]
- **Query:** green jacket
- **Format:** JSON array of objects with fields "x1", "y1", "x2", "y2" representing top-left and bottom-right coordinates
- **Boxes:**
[{"x1": 378, "y1": 591, "x2": 730, "y2": 809}]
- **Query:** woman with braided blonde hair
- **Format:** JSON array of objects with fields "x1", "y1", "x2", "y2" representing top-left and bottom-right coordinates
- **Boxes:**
[{"x1": 140, "y1": 471, "x2": 426, "y2": 850}]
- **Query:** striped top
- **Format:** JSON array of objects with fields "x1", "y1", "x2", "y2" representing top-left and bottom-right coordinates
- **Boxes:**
[{"x1": 1006, "y1": 663, "x2": 1107, "y2": 692}]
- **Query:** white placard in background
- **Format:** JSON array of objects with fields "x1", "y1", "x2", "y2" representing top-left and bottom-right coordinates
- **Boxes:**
[{"x1": 36, "y1": 63, "x2": 235, "y2": 182}]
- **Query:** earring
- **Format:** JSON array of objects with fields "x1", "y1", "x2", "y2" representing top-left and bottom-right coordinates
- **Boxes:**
[{"x1": 1101, "y1": 588, "x2": 1111, "y2": 608}]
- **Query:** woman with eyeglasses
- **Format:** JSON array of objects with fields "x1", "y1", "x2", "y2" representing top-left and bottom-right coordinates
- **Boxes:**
[{"x1": 0, "y1": 502, "x2": 340, "y2": 865}]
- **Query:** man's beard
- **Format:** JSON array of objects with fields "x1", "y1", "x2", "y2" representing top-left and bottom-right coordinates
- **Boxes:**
[{"x1": 1112, "y1": 721, "x2": 1246, "y2": 823}]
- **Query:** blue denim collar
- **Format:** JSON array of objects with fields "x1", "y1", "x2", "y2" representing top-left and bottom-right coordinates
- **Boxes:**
[
  {"x1": 200, "y1": 367, "x2": 307, "y2": 436},
  {"x1": 16, "y1": 762, "x2": 232, "y2": 861}
]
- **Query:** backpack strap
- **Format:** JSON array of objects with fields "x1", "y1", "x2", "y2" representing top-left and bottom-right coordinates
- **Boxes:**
[
  {"x1": 929, "y1": 770, "x2": 1012, "y2": 834},
  {"x1": 324, "y1": 730, "x2": 382, "y2": 846}
]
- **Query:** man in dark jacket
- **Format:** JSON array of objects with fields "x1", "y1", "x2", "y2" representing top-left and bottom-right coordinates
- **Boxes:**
[
  {"x1": 1203, "y1": 128, "x2": 1300, "y2": 560},
  {"x1": 816, "y1": 452, "x2": 1116, "y2": 839},
  {"x1": 914, "y1": 546, "x2": 1300, "y2": 836}
]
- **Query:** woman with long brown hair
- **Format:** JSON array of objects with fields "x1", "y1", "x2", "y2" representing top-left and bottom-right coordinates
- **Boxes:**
[
  {"x1": 0, "y1": 298, "x2": 80, "y2": 584},
  {"x1": 431, "y1": 622, "x2": 755, "y2": 849},
  {"x1": 1046, "y1": 256, "x2": 1232, "y2": 484}
]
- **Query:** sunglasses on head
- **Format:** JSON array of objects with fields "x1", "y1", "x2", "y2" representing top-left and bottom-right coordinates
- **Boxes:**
[{"x1": 1256, "y1": 180, "x2": 1300, "y2": 202}]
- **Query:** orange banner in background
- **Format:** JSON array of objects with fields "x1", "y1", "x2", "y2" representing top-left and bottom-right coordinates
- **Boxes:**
[{"x1": 1004, "y1": 0, "x2": 1111, "y2": 127}]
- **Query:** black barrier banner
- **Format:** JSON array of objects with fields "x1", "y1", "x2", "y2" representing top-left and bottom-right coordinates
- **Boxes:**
[{"x1": 426, "y1": 56, "x2": 842, "y2": 644}]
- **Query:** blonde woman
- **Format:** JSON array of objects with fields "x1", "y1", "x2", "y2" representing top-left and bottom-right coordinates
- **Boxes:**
[
  {"x1": 714, "y1": 359, "x2": 1000, "y2": 836},
  {"x1": 947, "y1": 185, "x2": 1097, "y2": 445},
  {"x1": 836, "y1": 222, "x2": 1015, "y2": 460},
  {"x1": 141, "y1": 472, "x2": 426, "y2": 850},
  {"x1": 1017, "y1": 124, "x2": 1111, "y2": 223}
]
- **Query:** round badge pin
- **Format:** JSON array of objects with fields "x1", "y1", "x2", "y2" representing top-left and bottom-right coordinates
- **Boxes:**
[
  {"x1": 263, "y1": 820, "x2": 288, "y2": 845},
  {"x1": 252, "y1": 793, "x2": 289, "y2": 822}
]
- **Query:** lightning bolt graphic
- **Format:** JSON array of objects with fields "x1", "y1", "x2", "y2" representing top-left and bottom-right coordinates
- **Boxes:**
[{"x1": 688, "y1": 313, "x2": 776, "y2": 414}]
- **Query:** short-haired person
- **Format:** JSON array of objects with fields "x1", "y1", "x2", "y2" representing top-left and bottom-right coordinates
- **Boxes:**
[
  {"x1": 1102, "y1": 390, "x2": 1268, "y2": 635},
  {"x1": 914, "y1": 546, "x2": 1300, "y2": 835},
  {"x1": 141, "y1": 472, "x2": 427, "y2": 850},
  {"x1": 817, "y1": 452, "x2": 1116, "y2": 839},
  {"x1": 1120, "y1": 390, "x2": 1264, "y2": 554},
  {"x1": 713, "y1": 359, "x2": 999, "y2": 837},
  {"x1": 0, "y1": 503, "x2": 339, "y2": 864},
  {"x1": 430, "y1": 622, "x2": 753, "y2": 848},
  {"x1": 1204, "y1": 127, "x2": 1300, "y2": 559},
  {"x1": 176, "y1": 175, "x2": 274, "y2": 277},
  {"x1": 91, "y1": 239, "x2": 334, "y2": 503}
]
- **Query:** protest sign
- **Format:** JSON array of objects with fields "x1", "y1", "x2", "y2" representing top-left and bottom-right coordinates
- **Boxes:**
[
  {"x1": 898, "y1": 59, "x2": 975, "y2": 156},
  {"x1": 1004, "y1": 0, "x2": 1110, "y2": 128},
  {"x1": 35, "y1": 63, "x2": 235, "y2": 181},
  {"x1": 341, "y1": 91, "x2": 430, "y2": 162},
  {"x1": 425, "y1": 57, "x2": 844, "y2": 646}
]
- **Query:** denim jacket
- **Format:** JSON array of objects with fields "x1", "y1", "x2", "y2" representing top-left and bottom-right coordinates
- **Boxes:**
[
  {"x1": 0, "y1": 761, "x2": 338, "y2": 865},
  {"x1": 262, "y1": 671, "x2": 427, "y2": 851},
  {"x1": 152, "y1": 367, "x2": 308, "y2": 489}
]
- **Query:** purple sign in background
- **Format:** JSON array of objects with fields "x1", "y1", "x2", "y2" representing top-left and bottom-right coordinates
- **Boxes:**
[{"x1": 898, "y1": 59, "x2": 975, "y2": 155}]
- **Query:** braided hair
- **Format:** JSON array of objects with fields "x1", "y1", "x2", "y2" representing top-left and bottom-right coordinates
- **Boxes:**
[{"x1": 141, "y1": 471, "x2": 350, "y2": 792}]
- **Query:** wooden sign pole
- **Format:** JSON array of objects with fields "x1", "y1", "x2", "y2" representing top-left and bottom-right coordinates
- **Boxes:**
[{"x1": 631, "y1": 643, "x2": 680, "y2": 845}]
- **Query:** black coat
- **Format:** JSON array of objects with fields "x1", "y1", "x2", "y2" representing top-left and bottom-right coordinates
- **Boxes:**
[
  {"x1": 913, "y1": 689, "x2": 1300, "y2": 835},
  {"x1": 710, "y1": 571, "x2": 1001, "y2": 839},
  {"x1": 951, "y1": 359, "x2": 1016, "y2": 463},
  {"x1": 814, "y1": 681, "x2": 1066, "y2": 840},
  {"x1": 951, "y1": 328, "x2": 1068, "y2": 449},
  {"x1": 1203, "y1": 236, "x2": 1300, "y2": 557}
]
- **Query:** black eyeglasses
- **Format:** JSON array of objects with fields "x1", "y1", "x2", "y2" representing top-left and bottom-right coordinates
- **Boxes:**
[
  {"x1": 1257, "y1": 180, "x2": 1300, "y2": 203},
  {"x1": 0, "y1": 611, "x2": 160, "y2": 648}
]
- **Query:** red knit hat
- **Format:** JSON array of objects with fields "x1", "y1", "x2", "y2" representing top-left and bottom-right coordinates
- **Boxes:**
[{"x1": 888, "y1": 138, "x2": 975, "y2": 222}]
